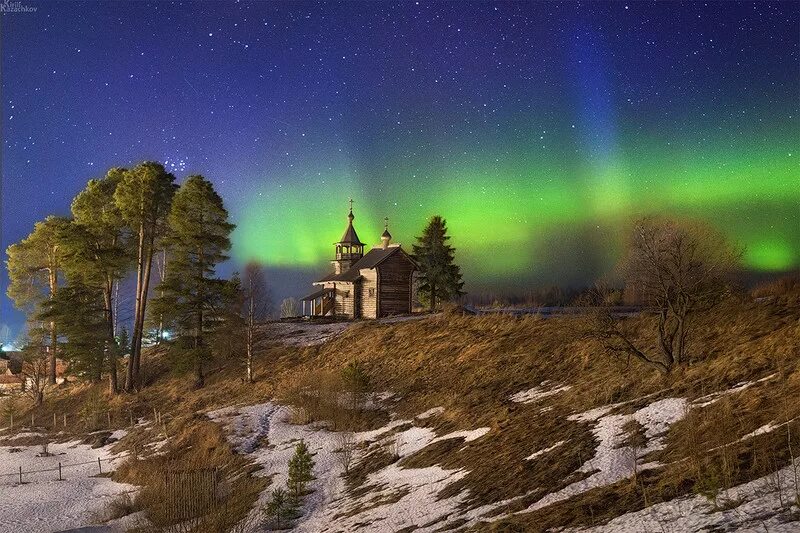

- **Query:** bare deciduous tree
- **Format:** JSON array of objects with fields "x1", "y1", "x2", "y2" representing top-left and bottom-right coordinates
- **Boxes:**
[
  {"x1": 335, "y1": 431, "x2": 356, "y2": 474},
  {"x1": 591, "y1": 217, "x2": 739, "y2": 373},
  {"x1": 281, "y1": 297, "x2": 299, "y2": 318},
  {"x1": 21, "y1": 324, "x2": 52, "y2": 406},
  {"x1": 242, "y1": 262, "x2": 272, "y2": 383}
]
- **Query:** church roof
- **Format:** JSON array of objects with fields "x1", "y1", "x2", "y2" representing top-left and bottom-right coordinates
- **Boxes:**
[
  {"x1": 299, "y1": 287, "x2": 335, "y2": 301},
  {"x1": 338, "y1": 222, "x2": 364, "y2": 246},
  {"x1": 315, "y1": 245, "x2": 411, "y2": 283},
  {"x1": 337, "y1": 209, "x2": 364, "y2": 246}
]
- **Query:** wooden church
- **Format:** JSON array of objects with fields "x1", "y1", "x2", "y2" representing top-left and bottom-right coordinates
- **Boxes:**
[{"x1": 300, "y1": 203, "x2": 417, "y2": 319}]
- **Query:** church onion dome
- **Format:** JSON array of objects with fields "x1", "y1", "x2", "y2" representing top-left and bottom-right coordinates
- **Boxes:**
[{"x1": 380, "y1": 217, "x2": 392, "y2": 249}]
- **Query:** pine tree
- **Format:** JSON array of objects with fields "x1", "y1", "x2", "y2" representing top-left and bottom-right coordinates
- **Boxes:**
[
  {"x1": 117, "y1": 327, "x2": 130, "y2": 356},
  {"x1": 264, "y1": 488, "x2": 296, "y2": 528},
  {"x1": 5, "y1": 216, "x2": 71, "y2": 384},
  {"x1": 114, "y1": 162, "x2": 177, "y2": 391},
  {"x1": 412, "y1": 215, "x2": 465, "y2": 311},
  {"x1": 151, "y1": 175, "x2": 234, "y2": 389},
  {"x1": 38, "y1": 283, "x2": 107, "y2": 381},
  {"x1": 70, "y1": 168, "x2": 131, "y2": 393}
]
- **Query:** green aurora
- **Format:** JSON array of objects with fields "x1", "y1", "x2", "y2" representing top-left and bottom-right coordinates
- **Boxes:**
[{"x1": 233, "y1": 125, "x2": 799, "y2": 285}]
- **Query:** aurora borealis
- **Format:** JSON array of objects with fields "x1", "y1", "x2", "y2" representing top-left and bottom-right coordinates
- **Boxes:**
[{"x1": 2, "y1": 1, "x2": 799, "y2": 337}]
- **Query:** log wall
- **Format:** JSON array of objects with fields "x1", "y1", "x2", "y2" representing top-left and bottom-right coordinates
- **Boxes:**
[
  {"x1": 377, "y1": 252, "x2": 415, "y2": 317},
  {"x1": 360, "y1": 270, "x2": 378, "y2": 319}
]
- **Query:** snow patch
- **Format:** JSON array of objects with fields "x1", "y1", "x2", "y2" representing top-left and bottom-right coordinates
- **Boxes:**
[
  {"x1": 416, "y1": 406, "x2": 445, "y2": 419},
  {"x1": 526, "y1": 440, "x2": 566, "y2": 461},
  {"x1": 693, "y1": 372, "x2": 779, "y2": 408},
  {"x1": 510, "y1": 381, "x2": 572, "y2": 403},
  {"x1": 569, "y1": 458, "x2": 800, "y2": 532},
  {"x1": 522, "y1": 398, "x2": 688, "y2": 513},
  {"x1": 210, "y1": 402, "x2": 492, "y2": 532}
]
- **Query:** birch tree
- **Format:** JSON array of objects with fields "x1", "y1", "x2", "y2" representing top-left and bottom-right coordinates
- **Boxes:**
[{"x1": 241, "y1": 263, "x2": 271, "y2": 382}]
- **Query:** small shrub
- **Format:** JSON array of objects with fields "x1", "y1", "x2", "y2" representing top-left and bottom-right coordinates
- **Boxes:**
[
  {"x1": 388, "y1": 436, "x2": 402, "y2": 462},
  {"x1": 341, "y1": 359, "x2": 371, "y2": 411},
  {"x1": 39, "y1": 438, "x2": 52, "y2": 457},
  {"x1": 105, "y1": 492, "x2": 139, "y2": 520},
  {"x1": 335, "y1": 432, "x2": 356, "y2": 474},
  {"x1": 79, "y1": 388, "x2": 109, "y2": 431},
  {"x1": 1, "y1": 396, "x2": 20, "y2": 429}
]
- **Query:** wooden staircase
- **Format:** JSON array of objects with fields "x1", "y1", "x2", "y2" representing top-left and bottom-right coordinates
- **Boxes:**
[{"x1": 314, "y1": 295, "x2": 335, "y2": 316}]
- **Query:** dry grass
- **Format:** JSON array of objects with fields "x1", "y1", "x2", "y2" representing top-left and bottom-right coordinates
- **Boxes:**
[
  {"x1": 18, "y1": 294, "x2": 800, "y2": 531},
  {"x1": 277, "y1": 368, "x2": 389, "y2": 432}
]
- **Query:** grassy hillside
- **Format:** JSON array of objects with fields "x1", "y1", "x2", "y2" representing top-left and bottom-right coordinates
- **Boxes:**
[{"x1": 3, "y1": 292, "x2": 798, "y2": 531}]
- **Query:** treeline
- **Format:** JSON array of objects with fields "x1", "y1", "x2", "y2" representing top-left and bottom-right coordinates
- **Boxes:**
[
  {"x1": 5, "y1": 162, "x2": 251, "y2": 399},
  {"x1": 5, "y1": 163, "x2": 472, "y2": 402}
]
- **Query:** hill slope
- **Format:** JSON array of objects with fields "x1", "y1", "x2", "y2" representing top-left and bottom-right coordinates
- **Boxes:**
[{"x1": 3, "y1": 297, "x2": 798, "y2": 532}]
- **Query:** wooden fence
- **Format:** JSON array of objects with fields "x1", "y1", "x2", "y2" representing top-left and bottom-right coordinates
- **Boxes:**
[
  {"x1": 162, "y1": 467, "x2": 220, "y2": 522},
  {"x1": 0, "y1": 453, "x2": 129, "y2": 485}
]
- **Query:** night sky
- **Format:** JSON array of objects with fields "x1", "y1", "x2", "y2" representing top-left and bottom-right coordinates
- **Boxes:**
[{"x1": 1, "y1": 1, "x2": 798, "y2": 341}]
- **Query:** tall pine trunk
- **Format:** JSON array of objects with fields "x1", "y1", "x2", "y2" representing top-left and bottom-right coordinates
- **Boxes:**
[
  {"x1": 429, "y1": 282, "x2": 436, "y2": 313},
  {"x1": 134, "y1": 242, "x2": 156, "y2": 383},
  {"x1": 104, "y1": 278, "x2": 118, "y2": 394},
  {"x1": 48, "y1": 268, "x2": 58, "y2": 385},
  {"x1": 126, "y1": 223, "x2": 146, "y2": 391}
]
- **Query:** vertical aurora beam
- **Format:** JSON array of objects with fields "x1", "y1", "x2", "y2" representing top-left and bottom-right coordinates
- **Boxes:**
[{"x1": 570, "y1": 25, "x2": 634, "y2": 218}]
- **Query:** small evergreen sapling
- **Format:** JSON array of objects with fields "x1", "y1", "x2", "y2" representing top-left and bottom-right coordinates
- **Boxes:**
[
  {"x1": 287, "y1": 440, "x2": 315, "y2": 503},
  {"x1": 264, "y1": 487, "x2": 296, "y2": 529}
]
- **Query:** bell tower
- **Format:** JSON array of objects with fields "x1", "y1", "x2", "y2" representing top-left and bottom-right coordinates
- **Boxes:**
[{"x1": 332, "y1": 199, "x2": 365, "y2": 274}]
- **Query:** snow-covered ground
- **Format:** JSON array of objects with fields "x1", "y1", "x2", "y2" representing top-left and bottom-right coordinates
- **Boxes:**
[
  {"x1": 570, "y1": 458, "x2": 800, "y2": 532},
  {"x1": 262, "y1": 314, "x2": 428, "y2": 347},
  {"x1": 692, "y1": 372, "x2": 779, "y2": 408},
  {"x1": 0, "y1": 438, "x2": 135, "y2": 533},
  {"x1": 209, "y1": 390, "x2": 799, "y2": 532},
  {"x1": 262, "y1": 321, "x2": 353, "y2": 347},
  {"x1": 209, "y1": 402, "x2": 498, "y2": 532}
]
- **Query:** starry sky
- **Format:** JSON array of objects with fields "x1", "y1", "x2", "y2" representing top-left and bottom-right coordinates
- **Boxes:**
[{"x1": 1, "y1": 1, "x2": 798, "y2": 340}]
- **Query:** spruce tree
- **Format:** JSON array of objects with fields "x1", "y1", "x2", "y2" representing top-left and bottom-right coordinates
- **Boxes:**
[
  {"x1": 151, "y1": 175, "x2": 234, "y2": 389},
  {"x1": 5, "y1": 216, "x2": 71, "y2": 384},
  {"x1": 114, "y1": 162, "x2": 177, "y2": 391},
  {"x1": 412, "y1": 215, "x2": 465, "y2": 311},
  {"x1": 210, "y1": 273, "x2": 245, "y2": 366}
]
